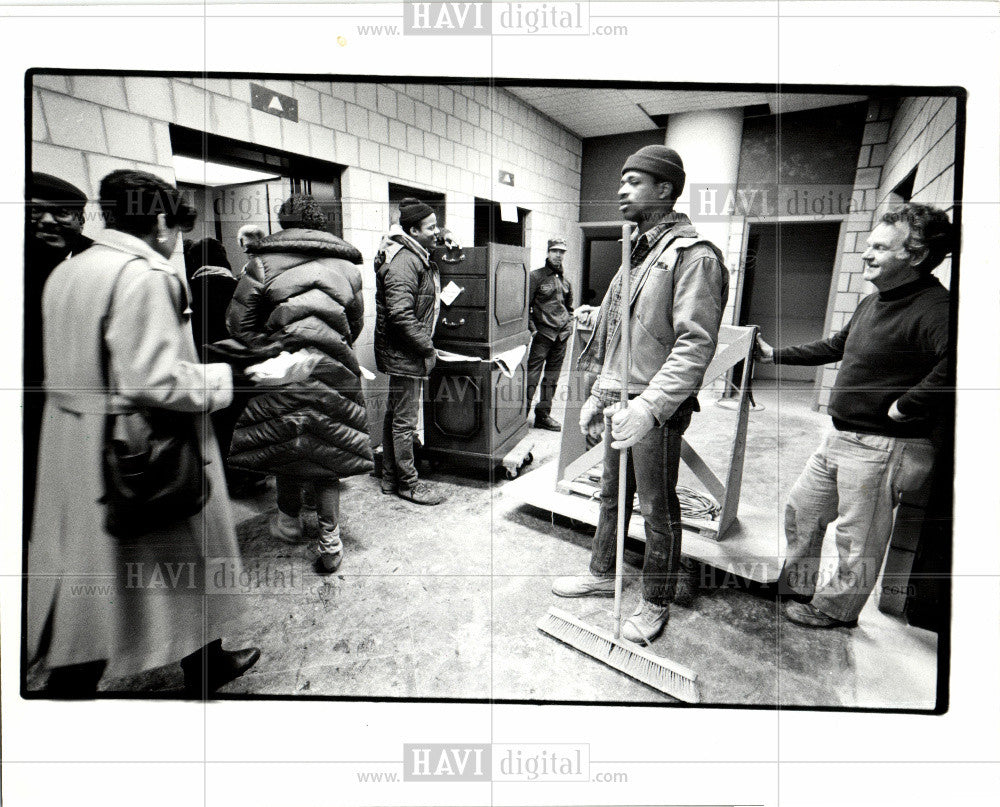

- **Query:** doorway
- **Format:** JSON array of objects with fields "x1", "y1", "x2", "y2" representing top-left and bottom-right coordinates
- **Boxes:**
[
  {"x1": 473, "y1": 198, "x2": 527, "y2": 247},
  {"x1": 170, "y1": 125, "x2": 345, "y2": 273},
  {"x1": 740, "y1": 221, "x2": 842, "y2": 382},
  {"x1": 389, "y1": 183, "x2": 446, "y2": 230}
]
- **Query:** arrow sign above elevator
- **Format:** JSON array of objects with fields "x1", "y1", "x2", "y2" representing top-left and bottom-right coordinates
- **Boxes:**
[{"x1": 250, "y1": 83, "x2": 299, "y2": 122}]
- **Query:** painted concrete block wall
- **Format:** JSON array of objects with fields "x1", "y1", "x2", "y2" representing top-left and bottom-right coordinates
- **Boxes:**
[
  {"x1": 812, "y1": 98, "x2": 897, "y2": 409},
  {"x1": 30, "y1": 75, "x2": 583, "y2": 374},
  {"x1": 878, "y1": 96, "x2": 957, "y2": 289},
  {"x1": 816, "y1": 96, "x2": 957, "y2": 410}
]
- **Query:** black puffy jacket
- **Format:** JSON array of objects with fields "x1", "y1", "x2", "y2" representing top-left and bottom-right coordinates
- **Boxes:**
[
  {"x1": 224, "y1": 228, "x2": 374, "y2": 481},
  {"x1": 374, "y1": 236, "x2": 439, "y2": 378}
]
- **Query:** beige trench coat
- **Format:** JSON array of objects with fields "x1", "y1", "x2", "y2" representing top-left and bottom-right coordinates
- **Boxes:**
[{"x1": 27, "y1": 229, "x2": 245, "y2": 678}]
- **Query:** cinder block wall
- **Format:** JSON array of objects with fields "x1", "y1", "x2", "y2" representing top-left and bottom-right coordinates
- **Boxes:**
[
  {"x1": 878, "y1": 96, "x2": 957, "y2": 288},
  {"x1": 30, "y1": 75, "x2": 583, "y2": 372},
  {"x1": 816, "y1": 96, "x2": 957, "y2": 410}
]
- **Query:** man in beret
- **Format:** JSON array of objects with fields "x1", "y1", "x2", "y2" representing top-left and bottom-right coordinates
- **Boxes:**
[
  {"x1": 25, "y1": 172, "x2": 93, "y2": 521},
  {"x1": 551, "y1": 145, "x2": 729, "y2": 643},
  {"x1": 526, "y1": 237, "x2": 574, "y2": 431},
  {"x1": 374, "y1": 198, "x2": 446, "y2": 506}
]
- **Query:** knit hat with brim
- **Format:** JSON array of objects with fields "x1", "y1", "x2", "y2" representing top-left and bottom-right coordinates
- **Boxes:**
[{"x1": 621, "y1": 146, "x2": 686, "y2": 196}]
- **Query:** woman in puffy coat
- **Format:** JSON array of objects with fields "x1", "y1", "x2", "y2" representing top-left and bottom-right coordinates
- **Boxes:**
[{"x1": 225, "y1": 195, "x2": 374, "y2": 574}]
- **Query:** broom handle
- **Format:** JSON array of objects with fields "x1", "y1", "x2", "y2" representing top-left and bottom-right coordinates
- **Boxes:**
[{"x1": 613, "y1": 223, "x2": 633, "y2": 641}]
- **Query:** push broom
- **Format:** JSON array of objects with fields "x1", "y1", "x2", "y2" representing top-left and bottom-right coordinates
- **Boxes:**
[{"x1": 537, "y1": 222, "x2": 701, "y2": 704}]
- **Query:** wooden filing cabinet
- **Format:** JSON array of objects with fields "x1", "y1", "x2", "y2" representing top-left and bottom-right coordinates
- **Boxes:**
[{"x1": 431, "y1": 243, "x2": 530, "y2": 344}]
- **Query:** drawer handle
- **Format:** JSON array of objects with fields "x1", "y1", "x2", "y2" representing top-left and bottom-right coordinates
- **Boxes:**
[
  {"x1": 442, "y1": 317, "x2": 466, "y2": 328},
  {"x1": 440, "y1": 251, "x2": 466, "y2": 264}
]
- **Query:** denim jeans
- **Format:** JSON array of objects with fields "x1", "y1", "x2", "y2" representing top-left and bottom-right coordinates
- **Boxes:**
[
  {"x1": 276, "y1": 477, "x2": 340, "y2": 535},
  {"x1": 589, "y1": 399, "x2": 694, "y2": 606},
  {"x1": 783, "y1": 428, "x2": 936, "y2": 622},
  {"x1": 382, "y1": 375, "x2": 423, "y2": 490},
  {"x1": 525, "y1": 332, "x2": 568, "y2": 418}
]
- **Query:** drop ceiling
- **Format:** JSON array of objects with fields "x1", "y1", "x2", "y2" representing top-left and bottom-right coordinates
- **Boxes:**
[{"x1": 506, "y1": 87, "x2": 869, "y2": 139}]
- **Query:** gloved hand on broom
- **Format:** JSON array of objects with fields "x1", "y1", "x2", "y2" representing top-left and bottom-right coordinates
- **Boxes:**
[{"x1": 579, "y1": 394, "x2": 656, "y2": 449}]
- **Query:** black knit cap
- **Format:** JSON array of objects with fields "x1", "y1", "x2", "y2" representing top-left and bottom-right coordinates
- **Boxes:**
[
  {"x1": 398, "y1": 197, "x2": 435, "y2": 230},
  {"x1": 30, "y1": 172, "x2": 87, "y2": 205},
  {"x1": 621, "y1": 146, "x2": 686, "y2": 196}
]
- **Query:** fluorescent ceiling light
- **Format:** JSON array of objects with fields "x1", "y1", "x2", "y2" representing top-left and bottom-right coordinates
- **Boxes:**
[{"x1": 173, "y1": 155, "x2": 281, "y2": 187}]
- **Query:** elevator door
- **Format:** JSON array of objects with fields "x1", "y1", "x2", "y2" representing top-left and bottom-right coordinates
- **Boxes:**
[
  {"x1": 740, "y1": 221, "x2": 841, "y2": 382},
  {"x1": 214, "y1": 179, "x2": 288, "y2": 270}
]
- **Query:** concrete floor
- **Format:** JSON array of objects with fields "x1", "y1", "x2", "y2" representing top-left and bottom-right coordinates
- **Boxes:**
[{"x1": 43, "y1": 379, "x2": 938, "y2": 708}]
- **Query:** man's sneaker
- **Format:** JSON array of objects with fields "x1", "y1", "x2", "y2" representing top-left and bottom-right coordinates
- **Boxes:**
[
  {"x1": 533, "y1": 413, "x2": 562, "y2": 432},
  {"x1": 551, "y1": 574, "x2": 615, "y2": 598},
  {"x1": 397, "y1": 482, "x2": 445, "y2": 506},
  {"x1": 621, "y1": 599, "x2": 670, "y2": 643},
  {"x1": 784, "y1": 600, "x2": 858, "y2": 629},
  {"x1": 672, "y1": 557, "x2": 701, "y2": 608},
  {"x1": 380, "y1": 477, "x2": 397, "y2": 495},
  {"x1": 269, "y1": 511, "x2": 304, "y2": 543}
]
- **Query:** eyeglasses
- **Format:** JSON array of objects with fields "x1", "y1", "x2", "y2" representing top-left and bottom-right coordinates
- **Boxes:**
[{"x1": 30, "y1": 204, "x2": 81, "y2": 223}]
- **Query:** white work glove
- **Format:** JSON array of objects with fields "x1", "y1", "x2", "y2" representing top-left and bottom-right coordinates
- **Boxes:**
[
  {"x1": 578, "y1": 394, "x2": 606, "y2": 441},
  {"x1": 755, "y1": 334, "x2": 775, "y2": 364},
  {"x1": 246, "y1": 349, "x2": 322, "y2": 387},
  {"x1": 609, "y1": 398, "x2": 656, "y2": 449},
  {"x1": 573, "y1": 306, "x2": 599, "y2": 330}
]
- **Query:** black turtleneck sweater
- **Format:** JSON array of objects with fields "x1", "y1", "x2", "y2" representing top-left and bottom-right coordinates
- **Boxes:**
[{"x1": 773, "y1": 275, "x2": 951, "y2": 438}]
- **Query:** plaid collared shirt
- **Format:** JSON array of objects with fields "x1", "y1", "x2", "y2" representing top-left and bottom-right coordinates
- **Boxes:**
[{"x1": 601, "y1": 211, "x2": 691, "y2": 383}]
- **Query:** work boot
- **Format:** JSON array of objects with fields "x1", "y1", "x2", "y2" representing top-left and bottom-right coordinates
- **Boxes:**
[
  {"x1": 181, "y1": 639, "x2": 261, "y2": 696},
  {"x1": 784, "y1": 601, "x2": 857, "y2": 629},
  {"x1": 672, "y1": 557, "x2": 701, "y2": 608},
  {"x1": 397, "y1": 482, "x2": 445, "y2": 505},
  {"x1": 533, "y1": 413, "x2": 562, "y2": 432},
  {"x1": 45, "y1": 660, "x2": 107, "y2": 698},
  {"x1": 775, "y1": 563, "x2": 813, "y2": 604},
  {"x1": 315, "y1": 525, "x2": 343, "y2": 575},
  {"x1": 621, "y1": 599, "x2": 670, "y2": 643},
  {"x1": 551, "y1": 573, "x2": 615, "y2": 598},
  {"x1": 269, "y1": 510, "x2": 304, "y2": 543}
]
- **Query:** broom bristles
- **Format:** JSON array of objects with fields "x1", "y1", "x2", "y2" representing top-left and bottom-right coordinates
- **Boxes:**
[{"x1": 538, "y1": 606, "x2": 700, "y2": 704}]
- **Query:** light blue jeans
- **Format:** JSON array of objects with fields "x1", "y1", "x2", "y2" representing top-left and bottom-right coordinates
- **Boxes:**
[
  {"x1": 276, "y1": 477, "x2": 341, "y2": 557},
  {"x1": 783, "y1": 428, "x2": 935, "y2": 622}
]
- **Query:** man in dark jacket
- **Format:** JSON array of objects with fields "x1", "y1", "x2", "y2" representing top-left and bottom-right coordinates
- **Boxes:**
[
  {"x1": 25, "y1": 172, "x2": 93, "y2": 523},
  {"x1": 374, "y1": 198, "x2": 445, "y2": 506},
  {"x1": 526, "y1": 237, "x2": 573, "y2": 431},
  {"x1": 756, "y1": 203, "x2": 953, "y2": 628}
]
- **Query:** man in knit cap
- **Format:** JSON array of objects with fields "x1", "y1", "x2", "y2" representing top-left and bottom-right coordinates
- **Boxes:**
[
  {"x1": 757, "y1": 203, "x2": 953, "y2": 628},
  {"x1": 551, "y1": 145, "x2": 729, "y2": 643},
  {"x1": 373, "y1": 198, "x2": 445, "y2": 506},
  {"x1": 25, "y1": 172, "x2": 93, "y2": 521}
]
